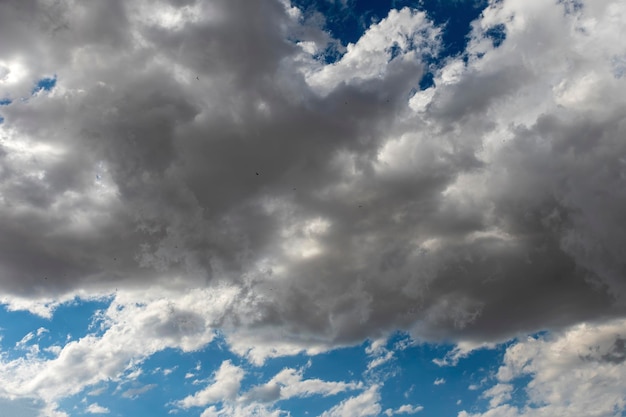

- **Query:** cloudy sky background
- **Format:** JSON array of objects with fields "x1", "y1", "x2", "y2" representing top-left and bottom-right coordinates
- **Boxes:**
[{"x1": 1, "y1": 0, "x2": 626, "y2": 415}]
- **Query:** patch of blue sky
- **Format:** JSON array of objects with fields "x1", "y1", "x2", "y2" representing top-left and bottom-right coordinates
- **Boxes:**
[
  {"x1": 507, "y1": 374, "x2": 533, "y2": 409},
  {"x1": 0, "y1": 305, "x2": 50, "y2": 357},
  {"x1": 484, "y1": 23, "x2": 507, "y2": 48},
  {"x1": 32, "y1": 76, "x2": 57, "y2": 94},
  {"x1": 306, "y1": 341, "x2": 369, "y2": 381},
  {"x1": 274, "y1": 343, "x2": 371, "y2": 414},
  {"x1": 0, "y1": 97, "x2": 7, "y2": 124},
  {"x1": 291, "y1": 0, "x2": 489, "y2": 89},
  {"x1": 55, "y1": 351, "x2": 185, "y2": 416},
  {"x1": 612, "y1": 54, "x2": 626, "y2": 79},
  {"x1": 0, "y1": 298, "x2": 112, "y2": 361},
  {"x1": 378, "y1": 334, "x2": 507, "y2": 416},
  {"x1": 48, "y1": 297, "x2": 113, "y2": 341}
]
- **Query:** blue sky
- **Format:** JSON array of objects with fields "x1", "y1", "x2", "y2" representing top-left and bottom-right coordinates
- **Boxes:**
[
  {"x1": 0, "y1": 301, "x2": 506, "y2": 417},
  {"x1": 1, "y1": 0, "x2": 626, "y2": 416}
]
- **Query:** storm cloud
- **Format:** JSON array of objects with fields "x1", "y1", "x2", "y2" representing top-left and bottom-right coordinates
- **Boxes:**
[{"x1": 1, "y1": 0, "x2": 625, "y2": 361}]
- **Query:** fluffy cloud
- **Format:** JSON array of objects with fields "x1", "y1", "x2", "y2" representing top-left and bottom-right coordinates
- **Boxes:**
[
  {"x1": 460, "y1": 319, "x2": 626, "y2": 417},
  {"x1": 178, "y1": 359, "x2": 366, "y2": 416},
  {"x1": 1, "y1": 0, "x2": 626, "y2": 411},
  {"x1": 319, "y1": 385, "x2": 382, "y2": 417},
  {"x1": 0, "y1": 288, "x2": 221, "y2": 402},
  {"x1": 178, "y1": 360, "x2": 245, "y2": 408},
  {"x1": 242, "y1": 366, "x2": 362, "y2": 403},
  {"x1": 85, "y1": 403, "x2": 110, "y2": 414}
]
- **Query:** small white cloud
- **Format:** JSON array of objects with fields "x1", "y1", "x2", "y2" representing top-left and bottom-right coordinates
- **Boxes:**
[
  {"x1": 242, "y1": 366, "x2": 362, "y2": 403},
  {"x1": 396, "y1": 404, "x2": 424, "y2": 414},
  {"x1": 87, "y1": 387, "x2": 107, "y2": 397},
  {"x1": 434, "y1": 378, "x2": 446, "y2": 385},
  {"x1": 319, "y1": 385, "x2": 381, "y2": 417},
  {"x1": 433, "y1": 342, "x2": 495, "y2": 367},
  {"x1": 481, "y1": 384, "x2": 513, "y2": 408},
  {"x1": 163, "y1": 367, "x2": 177, "y2": 376},
  {"x1": 366, "y1": 350, "x2": 394, "y2": 370},
  {"x1": 86, "y1": 403, "x2": 110, "y2": 414},
  {"x1": 15, "y1": 331, "x2": 35, "y2": 349},
  {"x1": 177, "y1": 361, "x2": 245, "y2": 408},
  {"x1": 122, "y1": 384, "x2": 157, "y2": 399},
  {"x1": 384, "y1": 404, "x2": 424, "y2": 415}
]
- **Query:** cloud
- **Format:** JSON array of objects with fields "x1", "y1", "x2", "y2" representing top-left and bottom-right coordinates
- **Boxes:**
[
  {"x1": 1, "y1": 0, "x2": 626, "y2": 410},
  {"x1": 385, "y1": 404, "x2": 424, "y2": 416},
  {"x1": 177, "y1": 360, "x2": 363, "y2": 416},
  {"x1": 242, "y1": 366, "x2": 362, "y2": 403},
  {"x1": 460, "y1": 318, "x2": 626, "y2": 417},
  {"x1": 0, "y1": 290, "x2": 218, "y2": 402},
  {"x1": 86, "y1": 403, "x2": 110, "y2": 414},
  {"x1": 365, "y1": 339, "x2": 395, "y2": 371},
  {"x1": 177, "y1": 360, "x2": 244, "y2": 408},
  {"x1": 121, "y1": 383, "x2": 157, "y2": 399},
  {"x1": 319, "y1": 385, "x2": 382, "y2": 417},
  {"x1": 433, "y1": 342, "x2": 496, "y2": 367},
  {"x1": 433, "y1": 378, "x2": 445, "y2": 385},
  {"x1": 481, "y1": 384, "x2": 513, "y2": 408},
  {"x1": 199, "y1": 403, "x2": 283, "y2": 417}
]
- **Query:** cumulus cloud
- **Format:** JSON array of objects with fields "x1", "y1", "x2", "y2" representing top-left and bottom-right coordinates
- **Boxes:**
[
  {"x1": 242, "y1": 366, "x2": 362, "y2": 403},
  {"x1": 85, "y1": 403, "x2": 110, "y2": 414},
  {"x1": 177, "y1": 360, "x2": 365, "y2": 416},
  {"x1": 459, "y1": 319, "x2": 626, "y2": 417},
  {"x1": 178, "y1": 360, "x2": 245, "y2": 408},
  {"x1": 0, "y1": 289, "x2": 218, "y2": 402},
  {"x1": 319, "y1": 385, "x2": 382, "y2": 417},
  {"x1": 1, "y1": 0, "x2": 626, "y2": 410}
]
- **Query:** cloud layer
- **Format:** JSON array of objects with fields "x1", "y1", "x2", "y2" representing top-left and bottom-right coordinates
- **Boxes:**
[{"x1": 1, "y1": 1, "x2": 626, "y2": 411}]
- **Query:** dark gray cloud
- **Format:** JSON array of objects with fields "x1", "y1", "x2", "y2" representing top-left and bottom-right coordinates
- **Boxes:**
[{"x1": 0, "y1": 0, "x2": 625, "y2": 352}]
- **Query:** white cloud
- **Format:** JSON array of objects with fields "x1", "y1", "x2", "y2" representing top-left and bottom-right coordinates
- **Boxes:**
[
  {"x1": 162, "y1": 367, "x2": 177, "y2": 376},
  {"x1": 178, "y1": 361, "x2": 363, "y2": 416},
  {"x1": 199, "y1": 403, "x2": 283, "y2": 417},
  {"x1": 86, "y1": 403, "x2": 110, "y2": 414},
  {"x1": 178, "y1": 360, "x2": 244, "y2": 408},
  {"x1": 365, "y1": 339, "x2": 395, "y2": 371},
  {"x1": 433, "y1": 342, "x2": 496, "y2": 367},
  {"x1": 122, "y1": 384, "x2": 157, "y2": 399},
  {"x1": 433, "y1": 378, "x2": 445, "y2": 386},
  {"x1": 319, "y1": 385, "x2": 382, "y2": 417},
  {"x1": 243, "y1": 366, "x2": 361, "y2": 403},
  {"x1": 305, "y1": 8, "x2": 440, "y2": 94},
  {"x1": 366, "y1": 350, "x2": 395, "y2": 370},
  {"x1": 481, "y1": 384, "x2": 513, "y2": 408},
  {"x1": 385, "y1": 404, "x2": 424, "y2": 415},
  {"x1": 0, "y1": 288, "x2": 222, "y2": 403},
  {"x1": 460, "y1": 319, "x2": 626, "y2": 417}
]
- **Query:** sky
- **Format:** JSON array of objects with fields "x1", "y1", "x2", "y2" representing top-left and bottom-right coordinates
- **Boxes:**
[{"x1": 1, "y1": 0, "x2": 626, "y2": 416}]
